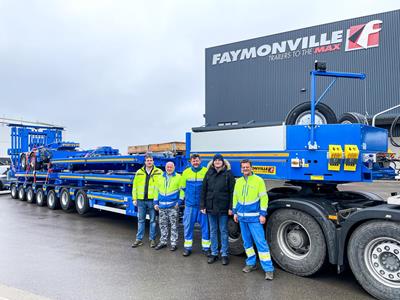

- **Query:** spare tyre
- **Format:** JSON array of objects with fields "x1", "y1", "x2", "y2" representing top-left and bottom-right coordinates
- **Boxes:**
[
  {"x1": 285, "y1": 102, "x2": 337, "y2": 125},
  {"x1": 338, "y1": 112, "x2": 368, "y2": 124}
]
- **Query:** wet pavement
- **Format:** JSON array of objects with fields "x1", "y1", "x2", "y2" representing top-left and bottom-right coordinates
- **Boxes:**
[{"x1": 1, "y1": 182, "x2": 393, "y2": 300}]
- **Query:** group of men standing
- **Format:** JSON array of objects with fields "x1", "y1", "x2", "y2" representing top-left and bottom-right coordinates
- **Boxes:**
[{"x1": 131, "y1": 153, "x2": 274, "y2": 280}]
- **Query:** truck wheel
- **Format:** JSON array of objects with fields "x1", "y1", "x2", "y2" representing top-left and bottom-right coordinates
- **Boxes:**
[
  {"x1": 60, "y1": 188, "x2": 74, "y2": 212},
  {"x1": 267, "y1": 208, "x2": 326, "y2": 276},
  {"x1": 75, "y1": 190, "x2": 90, "y2": 215},
  {"x1": 36, "y1": 188, "x2": 46, "y2": 207},
  {"x1": 348, "y1": 221, "x2": 400, "y2": 300},
  {"x1": 228, "y1": 217, "x2": 244, "y2": 255},
  {"x1": 10, "y1": 184, "x2": 18, "y2": 199},
  {"x1": 18, "y1": 186, "x2": 26, "y2": 201},
  {"x1": 285, "y1": 102, "x2": 337, "y2": 125},
  {"x1": 338, "y1": 112, "x2": 368, "y2": 125},
  {"x1": 47, "y1": 190, "x2": 59, "y2": 210},
  {"x1": 26, "y1": 186, "x2": 35, "y2": 203}
]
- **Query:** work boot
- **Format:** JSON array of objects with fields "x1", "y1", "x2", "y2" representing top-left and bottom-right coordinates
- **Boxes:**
[
  {"x1": 265, "y1": 271, "x2": 274, "y2": 281},
  {"x1": 221, "y1": 256, "x2": 229, "y2": 266},
  {"x1": 207, "y1": 255, "x2": 218, "y2": 264},
  {"x1": 182, "y1": 249, "x2": 191, "y2": 257},
  {"x1": 131, "y1": 240, "x2": 143, "y2": 248},
  {"x1": 242, "y1": 265, "x2": 258, "y2": 273},
  {"x1": 170, "y1": 245, "x2": 177, "y2": 251},
  {"x1": 150, "y1": 240, "x2": 157, "y2": 248},
  {"x1": 202, "y1": 249, "x2": 211, "y2": 257},
  {"x1": 154, "y1": 243, "x2": 167, "y2": 250}
]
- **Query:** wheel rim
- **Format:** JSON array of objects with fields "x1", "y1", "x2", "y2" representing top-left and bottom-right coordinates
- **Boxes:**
[
  {"x1": 27, "y1": 189, "x2": 33, "y2": 201},
  {"x1": 341, "y1": 120, "x2": 353, "y2": 124},
  {"x1": 18, "y1": 188, "x2": 24, "y2": 199},
  {"x1": 77, "y1": 194, "x2": 84, "y2": 210},
  {"x1": 61, "y1": 192, "x2": 68, "y2": 206},
  {"x1": 11, "y1": 186, "x2": 17, "y2": 198},
  {"x1": 277, "y1": 220, "x2": 311, "y2": 260},
  {"x1": 48, "y1": 193, "x2": 54, "y2": 206},
  {"x1": 365, "y1": 237, "x2": 400, "y2": 288},
  {"x1": 295, "y1": 111, "x2": 327, "y2": 125},
  {"x1": 37, "y1": 192, "x2": 43, "y2": 204}
]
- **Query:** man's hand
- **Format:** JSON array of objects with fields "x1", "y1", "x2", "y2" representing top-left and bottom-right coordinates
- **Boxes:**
[
  {"x1": 233, "y1": 214, "x2": 238, "y2": 223},
  {"x1": 228, "y1": 209, "x2": 233, "y2": 216},
  {"x1": 259, "y1": 215, "x2": 266, "y2": 225},
  {"x1": 200, "y1": 209, "x2": 206, "y2": 214},
  {"x1": 175, "y1": 203, "x2": 179, "y2": 209},
  {"x1": 154, "y1": 205, "x2": 159, "y2": 211},
  {"x1": 133, "y1": 200, "x2": 137, "y2": 207}
]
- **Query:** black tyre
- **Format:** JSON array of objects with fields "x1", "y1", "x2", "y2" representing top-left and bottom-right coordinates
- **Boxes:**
[
  {"x1": 75, "y1": 190, "x2": 90, "y2": 215},
  {"x1": 47, "y1": 190, "x2": 59, "y2": 210},
  {"x1": 267, "y1": 208, "x2": 326, "y2": 276},
  {"x1": 338, "y1": 112, "x2": 368, "y2": 125},
  {"x1": 36, "y1": 188, "x2": 46, "y2": 207},
  {"x1": 26, "y1": 186, "x2": 35, "y2": 203},
  {"x1": 10, "y1": 184, "x2": 18, "y2": 199},
  {"x1": 228, "y1": 217, "x2": 244, "y2": 255},
  {"x1": 348, "y1": 221, "x2": 400, "y2": 300},
  {"x1": 285, "y1": 102, "x2": 337, "y2": 125},
  {"x1": 60, "y1": 188, "x2": 74, "y2": 212},
  {"x1": 18, "y1": 186, "x2": 26, "y2": 201}
]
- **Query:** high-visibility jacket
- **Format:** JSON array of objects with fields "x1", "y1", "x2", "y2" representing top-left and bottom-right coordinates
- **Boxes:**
[
  {"x1": 180, "y1": 166, "x2": 208, "y2": 207},
  {"x1": 132, "y1": 166, "x2": 163, "y2": 201},
  {"x1": 232, "y1": 173, "x2": 269, "y2": 222},
  {"x1": 154, "y1": 172, "x2": 182, "y2": 208}
]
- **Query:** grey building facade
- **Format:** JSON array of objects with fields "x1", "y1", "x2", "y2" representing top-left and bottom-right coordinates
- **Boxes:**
[{"x1": 203, "y1": 10, "x2": 400, "y2": 130}]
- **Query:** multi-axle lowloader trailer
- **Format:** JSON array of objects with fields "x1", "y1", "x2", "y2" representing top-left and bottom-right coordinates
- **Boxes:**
[{"x1": 6, "y1": 67, "x2": 400, "y2": 300}]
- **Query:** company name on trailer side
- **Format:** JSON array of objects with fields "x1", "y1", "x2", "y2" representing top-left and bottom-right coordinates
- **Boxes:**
[{"x1": 212, "y1": 19, "x2": 382, "y2": 65}]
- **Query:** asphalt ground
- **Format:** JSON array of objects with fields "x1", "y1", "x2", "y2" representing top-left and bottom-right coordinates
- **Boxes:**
[{"x1": 2, "y1": 181, "x2": 399, "y2": 300}]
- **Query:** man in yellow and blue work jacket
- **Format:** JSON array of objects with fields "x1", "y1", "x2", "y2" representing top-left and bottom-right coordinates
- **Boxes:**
[
  {"x1": 233, "y1": 159, "x2": 274, "y2": 280},
  {"x1": 153, "y1": 161, "x2": 182, "y2": 251},
  {"x1": 131, "y1": 153, "x2": 163, "y2": 248},
  {"x1": 180, "y1": 153, "x2": 210, "y2": 256}
]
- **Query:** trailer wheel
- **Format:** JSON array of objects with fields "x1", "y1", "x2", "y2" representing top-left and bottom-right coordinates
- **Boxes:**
[
  {"x1": 228, "y1": 217, "x2": 244, "y2": 255},
  {"x1": 338, "y1": 112, "x2": 368, "y2": 125},
  {"x1": 60, "y1": 188, "x2": 74, "y2": 212},
  {"x1": 18, "y1": 186, "x2": 26, "y2": 201},
  {"x1": 47, "y1": 190, "x2": 59, "y2": 210},
  {"x1": 348, "y1": 221, "x2": 400, "y2": 300},
  {"x1": 267, "y1": 208, "x2": 326, "y2": 276},
  {"x1": 75, "y1": 190, "x2": 90, "y2": 215},
  {"x1": 36, "y1": 188, "x2": 46, "y2": 207},
  {"x1": 26, "y1": 186, "x2": 35, "y2": 203},
  {"x1": 285, "y1": 102, "x2": 337, "y2": 125},
  {"x1": 10, "y1": 184, "x2": 18, "y2": 199}
]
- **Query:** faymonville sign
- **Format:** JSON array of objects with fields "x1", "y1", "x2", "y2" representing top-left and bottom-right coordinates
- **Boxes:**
[{"x1": 211, "y1": 20, "x2": 382, "y2": 65}]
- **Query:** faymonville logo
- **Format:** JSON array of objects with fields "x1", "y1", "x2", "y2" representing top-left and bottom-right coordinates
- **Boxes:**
[{"x1": 212, "y1": 20, "x2": 382, "y2": 65}]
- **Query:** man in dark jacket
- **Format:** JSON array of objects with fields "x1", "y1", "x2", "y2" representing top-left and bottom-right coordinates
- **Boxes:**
[{"x1": 200, "y1": 153, "x2": 235, "y2": 265}]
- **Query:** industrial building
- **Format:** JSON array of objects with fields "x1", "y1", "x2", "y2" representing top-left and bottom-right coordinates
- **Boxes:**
[{"x1": 201, "y1": 10, "x2": 400, "y2": 134}]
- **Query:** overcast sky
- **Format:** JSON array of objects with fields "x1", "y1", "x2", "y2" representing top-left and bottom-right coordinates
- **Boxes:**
[{"x1": 0, "y1": 0, "x2": 399, "y2": 155}]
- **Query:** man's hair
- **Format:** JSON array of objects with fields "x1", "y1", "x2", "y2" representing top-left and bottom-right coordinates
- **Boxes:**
[
  {"x1": 240, "y1": 159, "x2": 252, "y2": 167},
  {"x1": 145, "y1": 153, "x2": 153, "y2": 160},
  {"x1": 190, "y1": 153, "x2": 201, "y2": 160}
]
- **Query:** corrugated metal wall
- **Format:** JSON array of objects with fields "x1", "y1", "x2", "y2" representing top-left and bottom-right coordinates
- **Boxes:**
[{"x1": 204, "y1": 10, "x2": 400, "y2": 128}]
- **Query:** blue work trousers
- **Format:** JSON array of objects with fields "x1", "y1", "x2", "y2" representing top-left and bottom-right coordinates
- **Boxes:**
[
  {"x1": 208, "y1": 214, "x2": 229, "y2": 257},
  {"x1": 240, "y1": 221, "x2": 274, "y2": 272},
  {"x1": 136, "y1": 200, "x2": 156, "y2": 241},
  {"x1": 183, "y1": 206, "x2": 210, "y2": 250}
]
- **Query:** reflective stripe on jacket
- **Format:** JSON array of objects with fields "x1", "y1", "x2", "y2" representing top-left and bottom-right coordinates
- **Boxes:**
[
  {"x1": 232, "y1": 173, "x2": 268, "y2": 222},
  {"x1": 132, "y1": 166, "x2": 163, "y2": 201},
  {"x1": 180, "y1": 166, "x2": 208, "y2": 207},
  {"x1": 154, "y1": 172, "x2": 182, "y2": 208}
]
